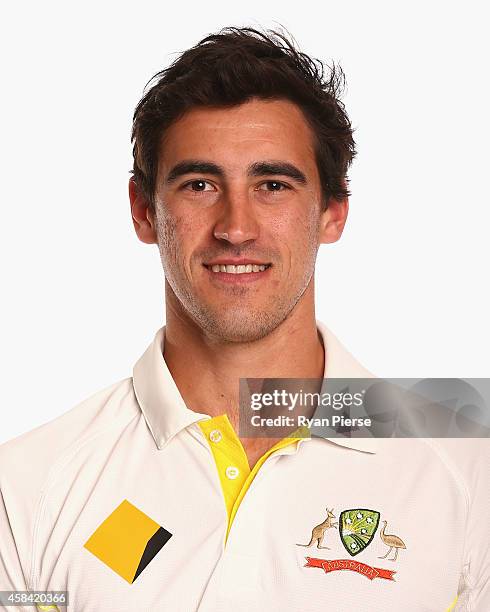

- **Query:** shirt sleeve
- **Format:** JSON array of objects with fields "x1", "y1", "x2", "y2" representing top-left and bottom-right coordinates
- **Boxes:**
[
  {"x1": 1, "y1": 468, "x2": 62, "y2": 612},
  {"x1": 0, "y1": 487, "x2": 30, "y2": 610},
  {"x1": 446, "y1": 438, "x2": 490, "y2": 611}
]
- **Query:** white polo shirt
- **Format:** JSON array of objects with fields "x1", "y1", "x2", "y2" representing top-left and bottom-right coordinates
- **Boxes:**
[{"x1": 0, "y1": 321, "x2": 488, "y2": 611}]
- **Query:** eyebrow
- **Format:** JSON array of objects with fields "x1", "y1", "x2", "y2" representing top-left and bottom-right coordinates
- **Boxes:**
[
  {"x1": 165, "y1": 159, "x2": 308, "y2": 185},
  {"x1": 248, "y1": 161, "x2": 307, "y2": 184},
  {"x1": 166, "y1": 160, "x2": 225, "y2": 183}
]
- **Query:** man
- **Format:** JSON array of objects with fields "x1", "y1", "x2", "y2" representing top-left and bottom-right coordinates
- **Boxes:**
[{"x1": 0, "y1": 27, "x2": 488, "y2": 612}]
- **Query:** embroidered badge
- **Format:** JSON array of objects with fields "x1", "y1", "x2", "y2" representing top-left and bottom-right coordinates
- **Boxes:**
[
  {"x1": 304, "y1": 557, "x2": 396, "y2": 581},
  {"x1": 84, "y1": 499, "x2": 172, "y2": 583},
  {"x1": 296, "y1": 507, "x2": 338, "y2": 549},
  {"x1": 378, "y1": 520, "x2": 407, "y2": 561},
  {"x1": 339, "y1": 508, "x2": 380, "y2": 556},
  {"x1": 297, "y1": 505, "x2": 407, "y2": 582}
]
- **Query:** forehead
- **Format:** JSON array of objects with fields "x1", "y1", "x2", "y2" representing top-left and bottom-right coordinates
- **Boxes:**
[{"x1": 158, "y1": 98, "x2": 318, "y2": 177}]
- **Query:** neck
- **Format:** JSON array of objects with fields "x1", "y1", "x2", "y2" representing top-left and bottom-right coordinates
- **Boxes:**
[{"x1": 162, "y1": 281, "x2": 325, "y2": 433}]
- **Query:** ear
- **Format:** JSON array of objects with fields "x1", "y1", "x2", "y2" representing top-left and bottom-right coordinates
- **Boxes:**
[
  {"x1": 129, "y1": 178, "x2": 158, "y2": 244},
  {"x1": 319, "y1": 196, "x2": 349, "y2": 245}
]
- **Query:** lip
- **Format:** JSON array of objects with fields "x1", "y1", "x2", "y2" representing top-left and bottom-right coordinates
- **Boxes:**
[
  {"x1": 203, "y1": 263, "x2": 272, "y2": 284},
  {"x1": 204, "y1": 258, "x2": 270, "y2": 266}
]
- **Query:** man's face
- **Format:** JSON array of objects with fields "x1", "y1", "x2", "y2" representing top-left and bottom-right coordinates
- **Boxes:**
[{"x1": 150, "y1": 98, "x2": 339, "y2": 342}]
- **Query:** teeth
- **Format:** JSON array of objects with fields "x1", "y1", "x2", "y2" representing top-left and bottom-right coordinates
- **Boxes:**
[{"x1": 209, "y1": 264, "x2": 268, "y2": 274}]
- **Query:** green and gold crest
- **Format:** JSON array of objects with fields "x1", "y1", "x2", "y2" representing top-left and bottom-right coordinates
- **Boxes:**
[{"x1": 339, "y1": 508, "x2": 380, "y2": 556}]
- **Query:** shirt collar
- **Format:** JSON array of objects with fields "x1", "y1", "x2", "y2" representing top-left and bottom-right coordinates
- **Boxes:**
[
  {"x1": 315, "y1": 321, "x2": 378, "y2": 454},
  {"x1": 132, "y1": 320, "x2": 377, "y2": 454}
]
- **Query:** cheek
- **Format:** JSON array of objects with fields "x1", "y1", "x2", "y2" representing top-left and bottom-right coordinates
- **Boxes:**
[
  {"x1": 154, "y1": 213, "x2": 175, "y2": 264},
  {"x1": 155, "y1": 211, "x2": 185, "y2": 263},
  {"x1": 155, "y1": 210, "x2": 203, "y2": 275},
  {"x1": 275, "y1": 210, "x2": 321, "y2": 261}
]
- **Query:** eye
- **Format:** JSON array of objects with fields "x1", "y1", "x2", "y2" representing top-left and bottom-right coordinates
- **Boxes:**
[
  {"x1": 182, "y1": 180, "x2": 215, "y2": 192},
  {"x1": 257, "y1": 181, "x2": 290, "y2": 193}
]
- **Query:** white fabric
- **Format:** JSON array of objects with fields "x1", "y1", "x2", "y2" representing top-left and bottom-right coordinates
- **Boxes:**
[{"x1": 0, "y1": 321, "x2": 488, "y2": 611}]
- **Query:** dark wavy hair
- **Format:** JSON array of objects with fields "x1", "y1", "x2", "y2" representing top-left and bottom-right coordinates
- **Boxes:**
[{"x1": 130, "y1": 27, "x2": 356, "y2": 210}]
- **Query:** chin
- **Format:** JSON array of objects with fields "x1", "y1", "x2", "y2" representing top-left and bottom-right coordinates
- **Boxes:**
[{"x1": 197, "y1": 309, "x2": 286, "y2": 344}]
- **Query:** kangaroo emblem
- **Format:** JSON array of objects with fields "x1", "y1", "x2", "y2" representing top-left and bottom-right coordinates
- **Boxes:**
[{"x1": 296, "y1": 507, "x2": 338, "y2": 549}]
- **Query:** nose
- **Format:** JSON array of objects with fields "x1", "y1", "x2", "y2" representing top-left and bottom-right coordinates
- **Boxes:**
[{"x1": 212, "y1": 189, "x2": 260, "y2": 246}]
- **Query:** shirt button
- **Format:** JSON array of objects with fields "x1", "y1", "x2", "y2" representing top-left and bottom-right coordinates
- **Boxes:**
[
  {"x1": 209, "y1": 429, "x2": 222, "y2": 443},
  {"x1": 225, "y1": 466, "x2": 240, "y2": 480}
]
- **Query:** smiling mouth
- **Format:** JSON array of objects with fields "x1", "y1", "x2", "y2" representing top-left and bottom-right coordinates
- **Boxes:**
[{"x1": 204, "y1": 263, "x2": 272, "y2": 275}]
